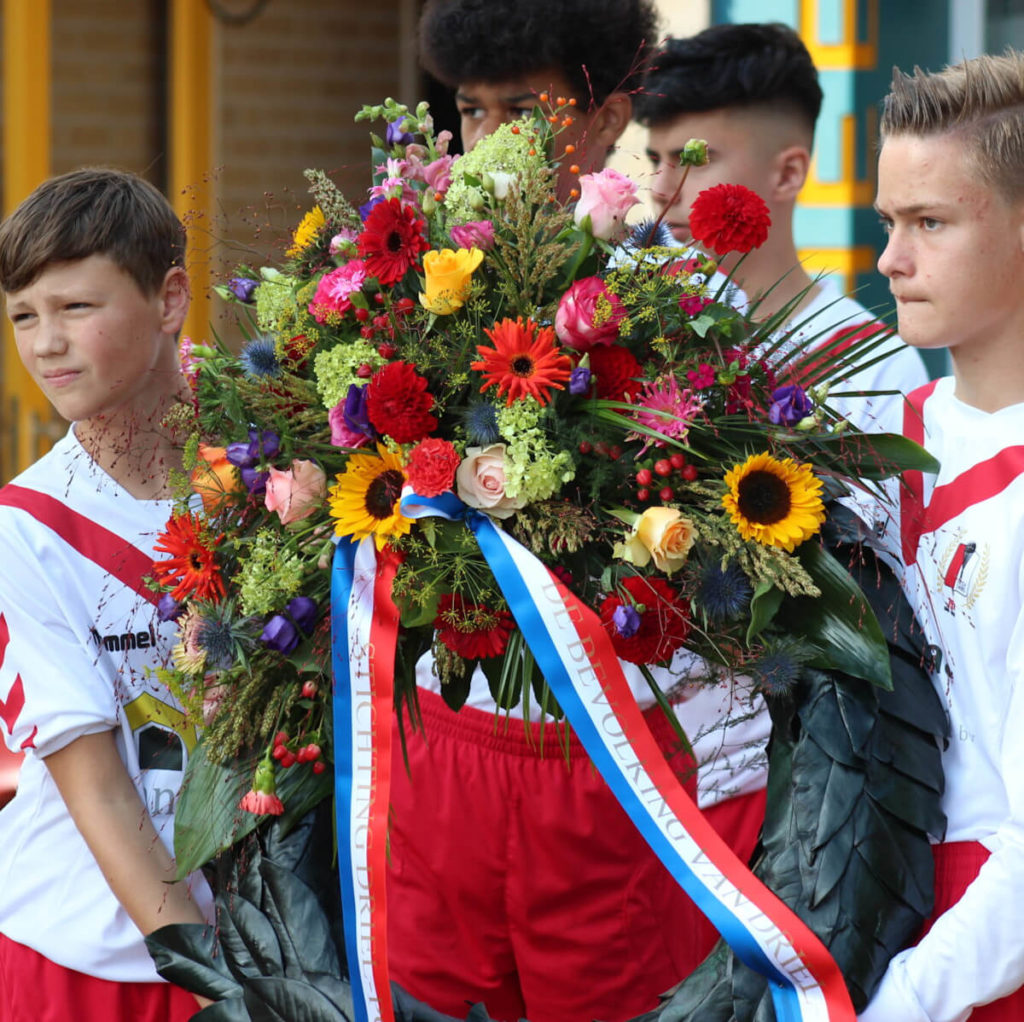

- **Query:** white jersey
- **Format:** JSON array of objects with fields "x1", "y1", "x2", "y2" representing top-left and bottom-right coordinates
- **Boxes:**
[
  {"x1": 0, "y1": 429, "x2": 213, "y2": 983},
  {"x1": 852, "y1": 378, "x2": 1024, "y2": 1020}
]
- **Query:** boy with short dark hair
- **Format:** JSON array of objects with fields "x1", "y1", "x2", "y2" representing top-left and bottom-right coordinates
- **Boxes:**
[
  {"x1": 389, "y1": 5, "x2": 709, "y2": 1022},
  {"x1": 626, "y1": 27, "x2": 931, "y2": 978},
  {"x1": 0, "y1": 167, "x2": 212, "y2": 1020},
  {"x1": 855, "y1": 51, "x2": 1024, "y2": 1021}
]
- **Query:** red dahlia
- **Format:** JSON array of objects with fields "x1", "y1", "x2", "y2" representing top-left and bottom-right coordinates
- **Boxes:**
[
  {"x1": 435, "y1": 593, "x2": 514, "y2": 659},
  {"x1": 599, "y1": 576, "x2": 690, "y2": 665},
  {"x1": 406, "y1": 437, "x2": 460, "y2": 496},
  {"x1": 587, "y1": 344, "x2": 644, "y2": 401},
  {"x1": 357, "y1": 198, "x2": 429, "y2": 284},
  {"x1": 689, "y1": 183, "x2": 771, "y2": 256},
  {"x1": 365, "y1": 361, "x2": 438, "y2": 443}
]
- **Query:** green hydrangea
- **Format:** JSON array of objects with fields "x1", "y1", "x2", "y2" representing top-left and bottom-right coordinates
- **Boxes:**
[
  {"x1": 496, "y1": 398, "x2": 575, "y2": 502},
  {"x1": 255, "y1": 269, "x2": 303, "y2": 334},
  {"x1": 237, "y1": 529, "x2": 306, "y2": 616},
  {"x1": 313, "y1": 341, "x2": 385, "y2": 409},
  {"x1": 444, "y1": 120, "x2": 546, "y2": 226}
]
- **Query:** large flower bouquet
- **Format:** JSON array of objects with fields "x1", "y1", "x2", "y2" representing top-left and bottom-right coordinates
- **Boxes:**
[{"x1": 150, "y1": 97, "x2": 942, "y2": 1020}]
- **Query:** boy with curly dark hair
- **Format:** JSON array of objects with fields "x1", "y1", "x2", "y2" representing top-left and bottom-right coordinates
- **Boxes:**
[{"x1": 387, "y1": 6, "x2": 711, "y2": 1022}]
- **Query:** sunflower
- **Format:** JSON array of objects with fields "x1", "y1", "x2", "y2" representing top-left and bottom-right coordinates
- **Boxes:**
[
  {"x1": 328, "y1": 444, "x2": 412, "y2": 550},
  {"x1": 722, "y1": 452, "x2": 825, "y2": 552},
  {"x1": 153, "y1": 512, "x2": 226, "y2": 602},
  {"x1": 287, "y1": 206, "x2": 326, "y2": 257},
  {"x1": 472, "y1": 317, "x2": 572, "y2": 406}
]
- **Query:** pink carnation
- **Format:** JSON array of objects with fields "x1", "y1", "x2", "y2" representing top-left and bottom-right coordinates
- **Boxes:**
[{"x1": 308, "y1": 260, "x2": 367, "y2": 322}]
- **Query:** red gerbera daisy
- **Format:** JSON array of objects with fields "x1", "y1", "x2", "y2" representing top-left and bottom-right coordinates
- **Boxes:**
[
  {"x1": 365, "y1": 361, "x2": 438, "y2": 443},
  {"x1": 587, "y1": 344, "x2": 644, "y2": 401},
  {"x1": 357, "y1": 197, "x2": 429, "y2": 285},
  {"x1": 152, "y1": 512, "x2": 226, "y2": 603},
  {"x1": 689, "y1": 183, "x2": 771, "y2": 256},
  {"x1": 435, "y1": 593, "x2": 514, "y2": 659},
  {"x1": 472, "y1": 317, "x2": 572, "y2": 406},
  {"x1": 599, "y1": 576, "x2": 690, "y2": 665}
]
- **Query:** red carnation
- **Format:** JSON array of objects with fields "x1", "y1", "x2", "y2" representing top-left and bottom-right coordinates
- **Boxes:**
[
  {"x1": 365, "y1": 361, "x2": 438, "y2": 443},
  {"x1": 600, "y1": 576, "x2": 690, "y2": 665},
  {"x1": 689, "y1": 183, "x2": 771, "y2": 256},
  {"x1": 357, "y1": 198, "x2": 429, "y2": 285},
  {"x1": 435, "y1": 593, "x2": 514, "y2": 660},
  {"x1": 587, "y1": 344, "x2": 644, "y2": 401},
  {"x1": 406, "y1": 438, "x2": 460, "y2": 496}
]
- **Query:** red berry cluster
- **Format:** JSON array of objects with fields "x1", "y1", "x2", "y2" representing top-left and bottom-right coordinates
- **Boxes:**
[
  {"x1": 271, "y1": 678, "x2": 327, "y2": 774},
  {"x1": 357, "y1": 294, "x2": 416, "y2": 344},
  {"x1": 634, "y1": 451, "x2": 698, "y2": 502},
  {"x1": 578, "y1": 440, "x2": 623, "y2": 460}
]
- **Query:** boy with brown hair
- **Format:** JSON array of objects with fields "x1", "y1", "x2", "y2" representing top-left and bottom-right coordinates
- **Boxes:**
[
  {"x1": 855, "y1": 51, "x2": 1024, "y2": 1020},
  {"x1": 0, "y1": 168, "x2": 213, "y2": 1020}
]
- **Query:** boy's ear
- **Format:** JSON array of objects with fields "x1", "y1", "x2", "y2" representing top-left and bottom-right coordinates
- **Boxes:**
[
  {"x1": 772, "y1": 144, "x2": 811, "y2": 202},
  {"x1": 589, "y1": 92, "x2": 633, "y2": 150},
  {"x1": 159, "y1": 266, "x2": 191, "y2": 335}
]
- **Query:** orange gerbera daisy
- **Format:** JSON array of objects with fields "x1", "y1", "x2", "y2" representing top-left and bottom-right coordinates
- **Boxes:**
[
  {"x1": 472, "y1": 316, "x2": 572, "y2": 406},
  {"x1": 152, "y1": 512, "x2": 226, "y2": 603}
]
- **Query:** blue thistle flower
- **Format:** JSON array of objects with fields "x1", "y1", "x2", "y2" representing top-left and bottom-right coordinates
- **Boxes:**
[
  {"x1": 624, "y1": 218, "x2": 676, "y2": 251},
  {"x1": 464, "y1": 402, "x2": 500, "y2": 446},
  {"x1": 197, "y1": 616, "x2": 240, "y2": 670},
  {"x1": 750, "y1": 648, "x2": 802, "y2": 698},
  {"x1": 239, "y1": 335, "x2": 282, "y2": 378},
  {"x1": 698, "y1": 563, "x2": 752, "y2": 621}
]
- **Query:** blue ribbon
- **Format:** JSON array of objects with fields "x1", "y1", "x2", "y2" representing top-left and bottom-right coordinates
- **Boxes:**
[{"x1": 330, "y1": 539, "x2": 371, "y2": 1022}]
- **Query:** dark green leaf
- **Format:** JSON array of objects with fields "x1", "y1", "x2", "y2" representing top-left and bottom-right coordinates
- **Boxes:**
[
  {"x1": 746, "y1": 580, "x2": 782, "y2": 644},
  {"x1": 242, "y1": 977, "x2": 352, "y2": 1021},
  {"x1": 146, "y1": 923, "x2": 243, "y2": 1001},
  {"x1": 778, "y1": 541, "x2": 892, "y2": 689}
]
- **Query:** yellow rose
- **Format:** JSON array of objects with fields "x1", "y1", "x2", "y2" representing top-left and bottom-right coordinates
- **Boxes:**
[
  {"x1": 615, "y1": 506, "x2": 696, "y2": 574},
  {"x1": 419, "y1": 247, "x2": 484, "y2": 315}
]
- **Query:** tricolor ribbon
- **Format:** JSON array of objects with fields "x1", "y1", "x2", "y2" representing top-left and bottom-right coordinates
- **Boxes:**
[
  {"x1": 331, "y1": 537, "x2": 398, "y2": 1022},
  {"x1": 330, "y1": 489, "x2": 856, "y2": 1022}
]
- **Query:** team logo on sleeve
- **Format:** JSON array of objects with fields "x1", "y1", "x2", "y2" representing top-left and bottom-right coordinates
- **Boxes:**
[{"x1": 935, "y1": 530, "x2": 988, "y2": 616}]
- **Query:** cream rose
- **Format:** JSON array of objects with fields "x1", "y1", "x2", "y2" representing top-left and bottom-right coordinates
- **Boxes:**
[
  {"x1": 616, "y1": 506, "x2": 696, "y2": 574},
  {"x1": 455, "y1": 444, "x2": 527, "y2": 519}
]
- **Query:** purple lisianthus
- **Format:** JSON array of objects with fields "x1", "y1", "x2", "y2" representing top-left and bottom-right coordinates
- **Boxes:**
[
  {"x1": 261, "y1": 614, "x2": 299, "y2": 654},
  {"x1": 386, "y1": 120, "x2": 414, "y2": 147},
  {"x1": 241, "y1": 466, "x2": 269, "y2": 494},
  {"x1": 248, "y1": 428, "x2": 280, "y2": 461},
  {"x1": 769, "y1": 384, "x2": 813, "y2": 426},
  {"x1": 229, "y1": 277, "x2": 258, "y2": 303},
  {"x1": 156, "y1": 593, "x2": 183, "y2": 622},
  {"x1": 359, "y1": 195, "x2": 384, "y2": 221},
  {"x1": 343, "y1": 383, "x2": 374, "y2": 438},
  {"x1": 287, "y1": 596, "x2": 318, "y2": 635},
  {"x1": 569, "y1": 366, "x2": 592, "y2": 396},
  {"x1": 612, "y1": 604, "x2": 641, "y2": 638},
  {"x1": 225, "y1": 440, "x2": 255, "y2": 468}
]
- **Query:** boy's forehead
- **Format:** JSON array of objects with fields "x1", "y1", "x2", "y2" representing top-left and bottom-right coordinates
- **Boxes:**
[{"x1": 456, "y1": 68, "x2": 578, "y2": 103}]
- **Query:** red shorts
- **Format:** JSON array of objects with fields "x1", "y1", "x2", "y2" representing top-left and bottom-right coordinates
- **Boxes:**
[
  {"x1": 661, "y1": 786, "x2": 768, "y2": 979},
  {"x1": 386, "y1": 689, "x2": 700, "y2": 1022},
  {"x1": 0, "y1": 933, "x2": 197, "y2": 1022},
  {"x1": 917, "y1": 841, "x2": 1024, "y2": 1021}
]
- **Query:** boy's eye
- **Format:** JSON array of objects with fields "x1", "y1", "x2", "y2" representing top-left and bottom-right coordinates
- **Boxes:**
[
  {"x1": 878, "y1": 216, "x2": 893, "y2": 233},
  {"x1": 457, "y1": 106, "x2": 484, "y2": 120},
  {"x1": 921, "y1": 217, "x2": 941, "y2": 230}
]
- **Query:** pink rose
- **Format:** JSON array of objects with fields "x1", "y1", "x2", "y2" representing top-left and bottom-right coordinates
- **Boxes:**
[
  {"x1": 554, "y1": 276, "x2": 626, "y2": 351},
  {"x1": 455, "y1": 444, "x2": 526, "y2": 519},
  {"x1": 450, "y1": 220, "x2": 496, "y2": 251},
  {"x1": 573, "y1": 167, "x2": 640, "y2": 241},
  {"x1": 328, "y1": 401, "x2": 369, "y2": 448},
  {"x1": 308, "y1": 260, "x2": 367, "y2": 322},
  {"x1": 264, "y1": 459, "x2": 327, "y2": 525}
]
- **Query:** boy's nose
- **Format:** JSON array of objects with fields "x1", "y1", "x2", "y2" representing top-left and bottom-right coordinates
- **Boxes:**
[
  {"x1": 877, "y1": 234, "x2": 906, "y2": 280},
  {"x1": 650, "y1": 162, "x2": 681, "y2": 208},
  {"x1": 33, "y1": 318, "x2": 68, "y2": 357}
]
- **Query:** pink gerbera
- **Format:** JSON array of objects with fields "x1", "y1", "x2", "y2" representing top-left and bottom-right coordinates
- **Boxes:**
[{"x1": 630, "y1": 376, "x2": 704, "y2": 449}]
